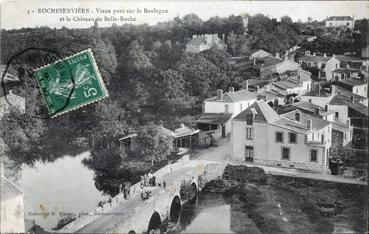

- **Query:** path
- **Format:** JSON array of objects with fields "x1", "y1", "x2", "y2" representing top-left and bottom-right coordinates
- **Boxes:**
[{"x1": 193, "y1": 137, "x2": 366, "y2": 185}]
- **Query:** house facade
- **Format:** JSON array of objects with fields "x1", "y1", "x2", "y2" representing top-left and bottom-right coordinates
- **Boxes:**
[
  {"x1": 231, "y1": 100, "x2": 332, "y2": 173},
  {"x1": 186, "y1": 34, "x2": 226, "y2": 54},
  {"x1": 337, "y1": 77, "x2": 368, "y2": 98},
  {"x1": 325, "y1": 16, "x2": 354, "y2": 30},
  {"x1": 199, "y1": 88, "x2": 258, "y2": 136}
]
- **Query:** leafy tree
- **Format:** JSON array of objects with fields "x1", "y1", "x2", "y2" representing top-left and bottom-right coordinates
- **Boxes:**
[{"x1": 133, "y1": 123, "x2": 173, "y2": 165}]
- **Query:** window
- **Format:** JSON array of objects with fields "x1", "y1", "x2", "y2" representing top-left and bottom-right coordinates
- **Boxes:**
[
  {"x1": 276, "y1": 132, "x2": 284, "y2": 143},
  {"x1": 335, "y1": 112, "x2": 339, "y2": 118},
  {"x1": 321, "y1": 134, "x2": 324, "y2": 144},
  {"x1": 225, "y1": 104, "x2": 229, "y2": 113},
  {"x1": 246, "y1": 127, "x2": 253, "y2": 140},
  {"x1": 295, "y1": 113, "x2": 300, "y2": 122},
  {"x1": 289, "y1": 133, "x2": 297, "y2": 143},
  {"x1": 355, "y1": 88, "x2": 358, "y2": 94},
  {"x1": 344, "y1": 133, "x2": 347, "y2": 140},
  {"x1": 240, "y1": 104, "x2": 243, "y2": 112},
  {"x1": 365, "y1": 86, "x2": 367, "y2": 92},
  {"x1": 246, "y1": 114, "x2": 253, "y2": 125},
  {"x1": 282, "y1": 147, "x2": 290, "y2": 160},
  {"x1": 310, "y1": 149, "x2": 318, "y2": 162},
  {"x1": 245, "y1": 146, "x2": 254, "y2": 162}
]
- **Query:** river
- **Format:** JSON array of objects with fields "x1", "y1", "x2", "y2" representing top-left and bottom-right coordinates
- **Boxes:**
[
  {"x1": 17, "y1": 152, "x2": 245, "y2": 233},
  {"x1": 18, "y1": 151, "x2": 108, "y2": 231}
]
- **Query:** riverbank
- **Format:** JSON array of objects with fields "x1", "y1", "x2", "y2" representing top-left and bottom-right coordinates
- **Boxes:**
[{"x1": 201, "y1": 164, "x2": 367, "y2": 233}]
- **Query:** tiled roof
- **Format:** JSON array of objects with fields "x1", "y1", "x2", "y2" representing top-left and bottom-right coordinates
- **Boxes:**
[
  {"x1": 259, "y1": 56, "x2": 283, "y2": 67},
  {"x1": 326, "y1": 16, "x2": 353, "y2": 21},
  {"x1": 197, "y1": 113, "x2": 232, "y2": 125},
  {"x1": 233, "y1": 100, "x2": 280, "y2": 123},
  {"x1": 205, "y1": 89, "x2": 258, "y2": 103},
  {"x1": 1, "y1": 176, "x2": 23, "y2": 201},
  {"x1": 335, "y1": 55, "x2": 365, "y2": 62},
  {"x1": 339, "y1": 77, "x2": 368, "y2": 87},
  {"x1": 281, "y1": 110, "x2": 331, "y2": 130},
  {"x1": 334, "y1": 86, "x2": 367, "y2": 101},
  {"x1": 299, "y1": 55, "x2": 331, "y2": 63},
  {"x1": 292, "y1": 101, "x2": 334, "y2": 116},
  {"x1": 332, "y1": 68, "x2": 361, "y2": 74}
]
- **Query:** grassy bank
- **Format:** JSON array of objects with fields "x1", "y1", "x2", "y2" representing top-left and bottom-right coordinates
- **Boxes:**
[{"x1": 201, "y1": 164, "x2": 367, "y2": 233}]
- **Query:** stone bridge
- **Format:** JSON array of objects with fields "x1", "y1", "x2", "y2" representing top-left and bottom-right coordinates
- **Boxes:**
[{"x1": 57, "y1": 159, "x2": 226, "y2": 233}]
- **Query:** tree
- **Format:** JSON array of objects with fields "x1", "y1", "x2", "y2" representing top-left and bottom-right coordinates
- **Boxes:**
[{"x1": 133, "y1": 123, "x2": 173, "y2": 165}]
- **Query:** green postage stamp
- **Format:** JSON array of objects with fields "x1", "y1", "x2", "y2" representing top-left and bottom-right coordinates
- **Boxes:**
[{"x1": 33, "y1": 49, "x2": 108, "y2": 118}]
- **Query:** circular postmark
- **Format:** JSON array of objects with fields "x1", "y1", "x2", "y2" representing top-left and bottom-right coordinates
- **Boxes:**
[{"x1": 1, "y1": 47, "x2": 75, "y2": 118}]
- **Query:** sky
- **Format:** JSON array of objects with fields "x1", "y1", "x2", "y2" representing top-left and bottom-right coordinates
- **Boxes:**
[{"x1": 1, "y1": 0, "x2": 368, "y2": 29}]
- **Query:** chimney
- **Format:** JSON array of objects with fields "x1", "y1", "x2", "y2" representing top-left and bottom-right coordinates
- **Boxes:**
[
  {"x1": 314, "y1": 108, "x2": 320, "y2": 116},
  {"x1": 346, "y1": 119, "x2": 350, "y2": 127},
  {"x1": 313, "y1": 52, "x2": 317, "y2": 56},
  {"x1": 192, "y1": 35, "x2": 197, "y2": 39},
  {"x1": 257, "y1": 94, "x2": 266, "y2": 101},
  {"x1": 180, "y1": 123, "x2": 185, "y2": 129},
  {"x1": 253, "y1": 58, "x2": 256, "y2": 66},
  {"x1": 256, "y1": 85, "x2": 260, "y2": 93},
  {"x1": 229, "y1": 87, "x2": 235, "y2": 93},
  {"x1": 351, "y1": 96, "x2": 355, "y2": 103},
  {"x1": 331, "y1": 85, "x2": 336, "y2": 95},
  {"x1": 305, "y1": 51, "x2": 310, "y2": 56},
  {"x1": 275, "y1": 52, "x2": 280, "y2": 58},
  {"x1": 323, "y1": 53, "x2": 327, "y2": 57},
  {"x1": 245, "y1": 80, "x2": 249, "y2": 91},
  {"x1": 298, "y1": 75, "x2": 302, "y2": 85},
  {"x1": 306, "y1": 119, "x2": 312, "y2": 130},
  {"x1": 217, "y1": 89, "x2": 223, "y2": 101},
  {"x1": 325, "y1": 104, "x2": 329, "y2": 112},
  {"x1": 265, "y1": 84, "x2": 270, "y2": 91},
  {"x1": 333, "y1": 54, "x2": 335, "y2": 58},
  {"x1": 1, "y1": 163, "x2": 4, "y2": 177},
  {"x1": 222, "y1": 34, "x2": 225, "y2": 42}
]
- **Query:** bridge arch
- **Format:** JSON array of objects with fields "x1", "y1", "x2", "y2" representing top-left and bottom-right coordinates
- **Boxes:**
[
  {"x1": 147, "y1": 211, "x2": 161, "y2": 233},
  {"x1": 170, "y1": 195, "x2": 181, "y2": 223}
]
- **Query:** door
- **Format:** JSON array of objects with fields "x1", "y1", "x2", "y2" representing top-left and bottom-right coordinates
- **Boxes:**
[
  {"x1": 222, "y1": 125, "x2": 226, "y2": 138},
  {"x1": 245, "y1": 146, "x2": 254, "y2": 162}
]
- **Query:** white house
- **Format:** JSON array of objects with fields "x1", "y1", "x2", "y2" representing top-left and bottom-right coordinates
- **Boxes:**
[
  {"x1": 199, "y1": 87, "x2": 258, "y2": 136},
  {"x1": 231, "y1": 100, "x2": 332, "y2": 173},
  {"x1": 186, "y1": 34, "x2": 226, "y2": 54},
  {"x1": 249, "y1": 49, "x2": 271, "y2": 60},
  {"x1": 325, "y1": 16, "x2": 354, "y2": 30},
  {"x1": 1, "y1": 170, "x2": 25, "y2": 233},
  {"x1": 287, "y1": 101, "x2": 352, "y2": 147}
]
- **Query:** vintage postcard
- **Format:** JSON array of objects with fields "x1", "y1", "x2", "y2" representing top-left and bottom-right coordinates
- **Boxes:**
[{"x1": 0, "y1": 1, "x2": 368, "y2": 233}]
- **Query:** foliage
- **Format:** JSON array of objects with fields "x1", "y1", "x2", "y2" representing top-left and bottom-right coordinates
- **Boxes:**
[{"x1": 133, "y1": 123, "x2": 173, "y2": 163}]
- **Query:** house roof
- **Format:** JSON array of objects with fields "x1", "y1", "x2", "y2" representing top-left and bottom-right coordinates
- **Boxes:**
[
  {"x1": 326, "y1": 16, "x2": 354, "y2": 21},
  {"x1": 197, "y1": 113, "x2": 232, "y2": 125},
  {"x1": 205, "y1": 89, "x2": 258, "y2": 103},
  {"x1": 173, "y1": 125, "x2": 200, "y2": 138},
  {"x1": 251, "y1": 49, "x2": 271, "y2": 58},
  {"x1": 291, "y1": 101, "x2": 334, "y2": 116},
  {"x1": 334, "y1": 86, "x2": 367, "y2": 102},
  {"x1": 332, "y1": 68, "x2": 361, "y2": 74},
  {"x1": 233, "y1": 100, "x2": 280, "y2": 123},
  {"x1": 1, "y1": 176, "x2": 23, "y2": 202},
  {"x1": 261, "y1": 56, "x2": 284, "y2": 67},
  {"x1": 299, "y1": 55, "x2": 331, "y2": 63},
  {"x1": 335, "y1": 55, "x2": 365, "y2": 62},
  {"x1": 339, "y1": 77, "x2": 368, "y2": 87},
  {"x1": 234, "y1": 100, "x2": 330, "y2": 132},
  {"x1": 281, "y1": 110, "x2": 331, "y2": 130}
]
